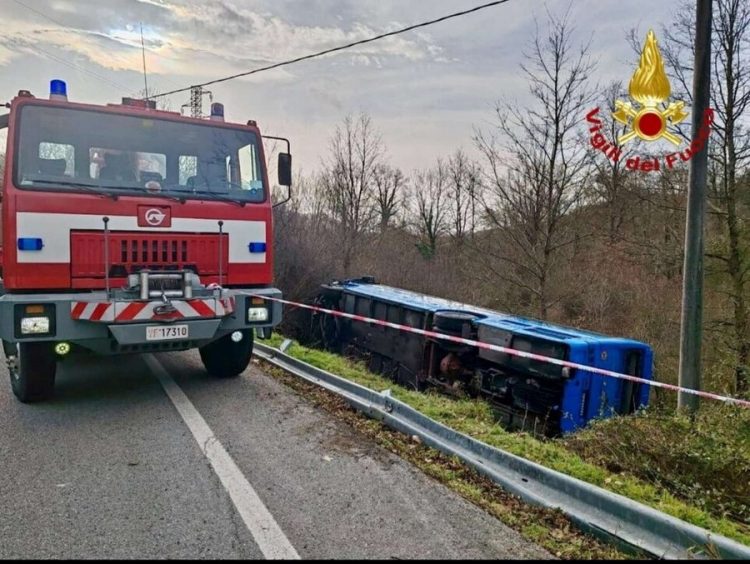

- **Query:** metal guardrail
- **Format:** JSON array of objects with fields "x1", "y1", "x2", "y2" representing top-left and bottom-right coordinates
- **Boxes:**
[{"x1": 255, "y1": 342, "x2": 750, "y2": 560}]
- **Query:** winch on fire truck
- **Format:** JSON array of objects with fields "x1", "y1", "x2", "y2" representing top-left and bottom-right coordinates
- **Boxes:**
[{"x1": 0, "y1": 80, "x2": 291, "y2": 402}]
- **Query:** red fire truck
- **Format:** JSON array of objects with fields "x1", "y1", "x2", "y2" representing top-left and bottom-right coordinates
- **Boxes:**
[{"x1": 0, "y1": 80, "x2": 290, "y2": 402}]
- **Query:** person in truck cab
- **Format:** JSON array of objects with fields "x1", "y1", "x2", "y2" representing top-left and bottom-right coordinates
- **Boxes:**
[
  {"x1": 36, "y1": 157, "x2": 68, "y2": 177},
  {"x1": 99, "y1": 151, "x2": 138, "y2": 183}
]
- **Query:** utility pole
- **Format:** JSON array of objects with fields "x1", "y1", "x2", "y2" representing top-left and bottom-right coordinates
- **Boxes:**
[
  {"x1": 190, "y1": 86, "x2": 203, "y2": 119},
  {"x1": 183, "y1": 86, "x2": 213, "y2": 119},
  {"x1": 678, "y1": 0, "x2": 712, "y2": 413}
]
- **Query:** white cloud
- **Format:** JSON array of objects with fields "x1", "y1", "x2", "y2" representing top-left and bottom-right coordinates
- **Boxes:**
[
  {"x1": 0, "y1": 0, "x2": 688, "y2": 174},
  {"x1": 0, "y1": 45, "x2": 16, "y2": 67},
  {"x1": 1, "y1": 0, "x2": 443, "y2": 82}
]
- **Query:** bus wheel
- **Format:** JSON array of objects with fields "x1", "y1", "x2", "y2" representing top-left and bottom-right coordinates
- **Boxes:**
[
  {"x1": 199, "y1": 330, "x2": 254, "y2": 379},
  {"x1": 6, "y1": 341, "x2": 57, "y2": 403}
]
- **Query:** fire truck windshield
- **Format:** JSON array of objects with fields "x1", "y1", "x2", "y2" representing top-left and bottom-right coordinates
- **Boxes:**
[{"x1": 13, "y1": 104, "x2": 266, "y2": 203}]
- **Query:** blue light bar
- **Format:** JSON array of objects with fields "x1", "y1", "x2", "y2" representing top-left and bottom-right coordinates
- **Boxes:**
[
  {"x1": 17, "y1": 237, "x2": 44, "y2": 251},
  {"x1": 210, "y1": 102, "x2": 225, "y2": 121},
  {"x1": 50, "y1": 79, "x2": 67, "y2": 101},
  {"x1": 248, "y1": 242, "x2": 266, "y2": 254}
]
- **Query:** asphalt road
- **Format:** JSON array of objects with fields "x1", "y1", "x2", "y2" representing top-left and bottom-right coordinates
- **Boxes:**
[{"x1": 0, "y1": 348, "x2": 552, "y2": 559}]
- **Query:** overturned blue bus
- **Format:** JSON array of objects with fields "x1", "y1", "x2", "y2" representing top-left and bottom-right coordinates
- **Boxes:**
[{"x1": 314, "y1": 278, "x2": 654, "y2": 435}]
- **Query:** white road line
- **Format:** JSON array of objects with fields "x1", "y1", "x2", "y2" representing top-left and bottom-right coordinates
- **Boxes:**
[{"x1": 145, "y1": 354, "x2": 300, "y2": 560}]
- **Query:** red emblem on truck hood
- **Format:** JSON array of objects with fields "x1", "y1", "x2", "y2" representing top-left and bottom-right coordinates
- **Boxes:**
[{"x1": 138, "y1": 206, "x2": 171, "y2": 228}]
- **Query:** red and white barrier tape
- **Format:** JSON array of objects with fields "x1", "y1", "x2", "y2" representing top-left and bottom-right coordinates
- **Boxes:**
[{"x1": 249, "y1": 293, "x2": 750, "y2": 409}]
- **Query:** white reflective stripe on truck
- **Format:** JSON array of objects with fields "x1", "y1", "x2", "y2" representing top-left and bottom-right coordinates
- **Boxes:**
[
  {"x1": 16, "y1": 212, "x2": 267, "y2": 264},
  {"x1": 70, "y1": 297, "x2": 236, "y2": 322}
]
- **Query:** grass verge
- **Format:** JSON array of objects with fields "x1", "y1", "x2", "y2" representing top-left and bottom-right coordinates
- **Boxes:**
[{"x1": 263, "y1": 333, "x2": 750, "y2": 547}]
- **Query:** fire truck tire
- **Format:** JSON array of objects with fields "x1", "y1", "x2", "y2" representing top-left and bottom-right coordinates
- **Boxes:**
[
  {"x1": 199, "y1": 330, "x2": 254, "y2": 378},
  {"x1": 7, "y1": 341, "x2": 57, "y2": 403}
]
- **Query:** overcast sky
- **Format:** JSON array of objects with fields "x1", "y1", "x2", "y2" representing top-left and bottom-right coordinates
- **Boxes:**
[{"x1": 1, "y1": 0, "x2": 685, "y2": 174}]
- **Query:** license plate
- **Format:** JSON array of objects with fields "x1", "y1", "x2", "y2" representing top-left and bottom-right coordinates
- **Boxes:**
[{"x1": 146, "y1": 325, "x2": 189, "y2": 341}]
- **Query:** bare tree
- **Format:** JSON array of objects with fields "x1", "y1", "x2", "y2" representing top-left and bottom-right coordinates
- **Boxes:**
[
  {"x1": 625, "y1": 168, "x2": 688, "y2": 280},
  {"x1": 412, "y1": 160, "x2": 449, "y2": 259},
  {"x1": 136, "y1": 87, "x2": 172, "y2": 111},
  {"x1": 586, "y1": 82, "x2": 635, "y2": 243},
  {"x1": 446, "y1": 149, "x2": 482, "y2": 243},
  {"x1": 38, "y1": 142, "x2": 74, "y2": 171},
  {"x1": 707, "y1": 0, "x2": 750, "y2": 394},
  {"x1": 273, "y1": 174, "x2": 341, "y2": 299},
  {"x1": 320, "y1": 113, "x2": 383, "y2": 271},
  {"x1": 664, "y1": 0, "x2": 750, "y2": 394},
  {"x1": 373, "y1": 164, "x2": 405, "y2": 232},
  {"x1": 475, "y1": 10, "x2": 595, "y2": 319}
]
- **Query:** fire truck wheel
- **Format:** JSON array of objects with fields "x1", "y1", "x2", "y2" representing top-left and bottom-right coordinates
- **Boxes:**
[
  {"x1": 6, "y1": 341, "x2": 57, "y2": 403},
  {"x1": 199, "y1": 330, "x2": 254, "y2": 378}
]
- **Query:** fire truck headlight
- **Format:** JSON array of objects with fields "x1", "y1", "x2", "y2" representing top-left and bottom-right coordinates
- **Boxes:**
[
  {"x1": 20, "y1": 317, "x2": 51, "y2": 335},
  {"x1": 14, "y1": 304, "x2": 56, "y2": 338},
  {"x1": 247, "y1": 307, "x2": 269, "y2": 323}
]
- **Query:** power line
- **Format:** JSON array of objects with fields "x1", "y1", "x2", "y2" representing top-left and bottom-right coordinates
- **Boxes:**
[
  {"x1": 12, "y1": 0, "x2": 70, "y2": 28},
  {"x1": 18, "y1": 41, "x2": 134, "y2": 94},
  {"x1": 151, "y1": 0, "x2": 512, "y2": 99}
]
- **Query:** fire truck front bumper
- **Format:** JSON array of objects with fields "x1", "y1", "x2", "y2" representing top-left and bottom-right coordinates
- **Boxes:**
[{"x1": 0, "y1": 288, "x2": 282, "y2": 355}]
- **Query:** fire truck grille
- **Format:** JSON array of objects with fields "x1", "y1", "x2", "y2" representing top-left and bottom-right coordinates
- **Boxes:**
[
  {"x1": 148, "y1": 277, "x2": 183, "y2": 292},
  {"x1": 71, "y1": 232, "x2": 228, "y2": 279}
]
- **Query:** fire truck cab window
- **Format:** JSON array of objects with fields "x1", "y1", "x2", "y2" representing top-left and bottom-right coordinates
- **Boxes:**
[
  {"x1": 14, "y1": 105, "x2": 266, "y2": 203},
  {"x1": 90, "y1": 149, "x2": 166, "y2": 184},
  {"x1": 237, "y1": 143, "x2": 263, "y2": 191},
  {"x1": 178, "y1": 155, "x2": 198, "y2": 186},
  {"x1": 37, "y1": 142, "x2": 74, "y2": 177}
]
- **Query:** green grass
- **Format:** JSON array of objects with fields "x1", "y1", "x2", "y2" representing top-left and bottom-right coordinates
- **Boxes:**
[
  {"x1": 562, "y1": 405, "x2": 750, "y2": 524},
  {"x1": 264, "y1": 333, "x2": 750, "y2": 546}
]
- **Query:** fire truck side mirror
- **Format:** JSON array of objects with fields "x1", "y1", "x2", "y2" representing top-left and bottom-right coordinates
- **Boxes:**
[{"x1": 278, "y1": 153, "x2": 292, "y2": 187}]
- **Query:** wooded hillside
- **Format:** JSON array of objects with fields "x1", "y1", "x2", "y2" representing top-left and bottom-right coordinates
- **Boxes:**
[{"x1": 273, "y1": 1, "x2": 750, "y2": 402}]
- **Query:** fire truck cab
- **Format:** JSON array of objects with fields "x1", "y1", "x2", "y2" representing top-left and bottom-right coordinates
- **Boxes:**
[{"x1": 0, "y1": 80, "x2": 289, "y2": 402}]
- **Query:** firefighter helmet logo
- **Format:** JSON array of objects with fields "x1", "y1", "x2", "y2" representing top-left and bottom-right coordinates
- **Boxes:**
[
  {"x1": 145, "y1": 208, "x2": 167, "y2": 226},
  {"x1": 613, "y1": 30, "x2": 689, "y2": 145}
]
